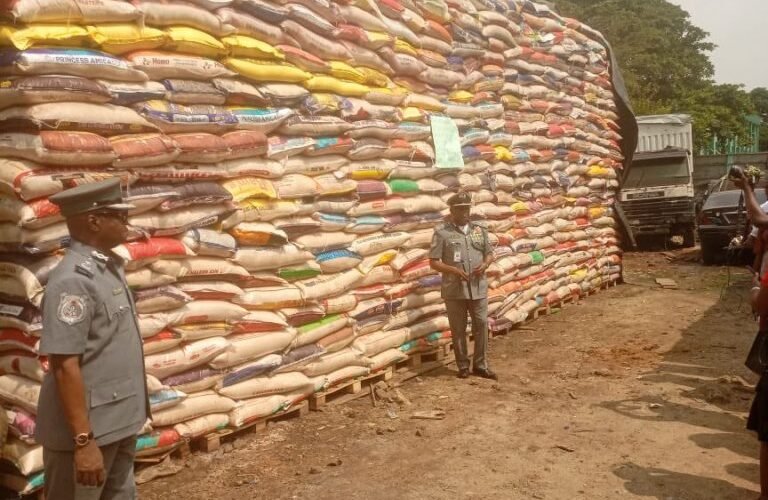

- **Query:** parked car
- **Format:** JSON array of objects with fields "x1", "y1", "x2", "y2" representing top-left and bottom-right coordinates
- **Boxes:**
[{"x1": 697, "y1": 175, "x2": 767, "y2": 265}]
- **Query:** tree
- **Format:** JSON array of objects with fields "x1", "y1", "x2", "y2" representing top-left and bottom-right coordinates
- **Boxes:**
[
  {"x1": 751, "y1": 88, "x2": 768, "y2": 151},
  {"x1": 551, "y1": 0, "x2": 760, "y2": 152},
  {"x1": 681, "y1": 84, "x2": 755, "y2": 153},
  {"x1": 554, "y1": 0, "x2": 713, "y2": 104}
]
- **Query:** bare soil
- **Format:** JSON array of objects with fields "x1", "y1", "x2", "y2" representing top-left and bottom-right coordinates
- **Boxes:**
[{"x1": 141, "y1": 251, "x2": 763, "y2": 500}]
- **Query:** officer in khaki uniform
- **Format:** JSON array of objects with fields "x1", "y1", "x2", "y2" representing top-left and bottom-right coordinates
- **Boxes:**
[
  {"x1": 429, "y1": 192, "x2": 497, "y2": 380},
  {"x1": 36, "y1": 178, "x2": 149, "y2": 500}
]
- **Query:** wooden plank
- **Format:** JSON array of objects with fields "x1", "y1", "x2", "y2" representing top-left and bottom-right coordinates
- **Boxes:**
[
  {"x1": 190, "y1": 401, "x2": 309, "y2": 453},
  {"x1": 395, "y1": 347, "x2": 450, "y2": 371},
  {"x1": 655, "y1": 277, "x2": 678, "y2": 289},
  {"x1": 393, "y1": 358, "x2": 454, "y2": 385},
  {"x1": 309, "y1": 368, "x2": 393, "y2": 410},
  {"x1": 390, "y1": 342, "x2": 465, "y2": 385},
  {"x1": 134, "y1": 443, "x2": 185, "y2": 464}
]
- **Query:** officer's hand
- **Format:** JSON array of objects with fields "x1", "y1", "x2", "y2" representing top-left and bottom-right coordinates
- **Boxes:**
[
  {"x1": 471, "y1": 264, "x2": 487, "y2": 277},
  {"x1": 74, "y1": 441, "x2": 105, "y2": 487},
  {"x1": 454, "y1": 268, "x2": 469, "y2": 281}
]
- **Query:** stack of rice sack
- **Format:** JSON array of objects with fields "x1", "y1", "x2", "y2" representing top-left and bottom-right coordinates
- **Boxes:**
[{"x1": 0, "y1": 0, "x2": 625, "y2": 492}]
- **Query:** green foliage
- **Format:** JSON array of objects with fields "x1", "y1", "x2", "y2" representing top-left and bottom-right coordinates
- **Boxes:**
[
  {"x1": 680, "y1": 84, "x2": 756, "y2": 152},
  {"x1": 552, "y1": 0, "x2": 764, "y2": 153},
  {"x1": 750, "y1": 88, "x2": 768, "y2": 150}
]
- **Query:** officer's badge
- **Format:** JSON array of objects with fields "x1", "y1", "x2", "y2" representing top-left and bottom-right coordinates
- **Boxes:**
[
  {"x1": 57, "y1": 293, "x2": 87, "y2": 326},
  {"x1": 470, "y1": 226, "x2": 485, "y2": 249}
]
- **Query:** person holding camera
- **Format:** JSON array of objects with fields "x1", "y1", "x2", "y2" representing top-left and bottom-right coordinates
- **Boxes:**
[
  {"x1": 751, "y1": 200, "x2": 768, "y2": 317},
  {"x1": 731, "y1": 165, "x2": 768, "y2": 500}
]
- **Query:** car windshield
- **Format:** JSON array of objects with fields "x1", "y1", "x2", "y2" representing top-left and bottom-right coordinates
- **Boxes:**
[{"x1": 624, "y1": 156, "x2": 689, "y2": 189}]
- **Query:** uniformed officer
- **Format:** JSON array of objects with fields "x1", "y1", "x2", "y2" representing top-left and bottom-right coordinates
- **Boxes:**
[
  {"x1": 36, "y1": 178, "x2": 149, "y2": 500},
  {"x1": 429, "y1": 192, "x2": 497, "y2": 380}
]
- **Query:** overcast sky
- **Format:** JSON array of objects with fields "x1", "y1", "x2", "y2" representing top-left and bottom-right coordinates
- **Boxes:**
[{"x1": 669, "y1": 0, "x2": 767, "y2": 90}]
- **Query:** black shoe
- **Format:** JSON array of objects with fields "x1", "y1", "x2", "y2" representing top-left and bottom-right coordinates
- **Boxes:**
[
  {"x1": 457, "y1": 369, "x2": 470, "y2": 379},
  {"x1": 472, "y1": 368, "x2": 498, "y2": 381}
]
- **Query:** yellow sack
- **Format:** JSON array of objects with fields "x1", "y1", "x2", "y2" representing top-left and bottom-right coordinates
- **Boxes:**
[
  {"x1": 393, "y1": 38, "x2": 418, "y2": 57},
  {"x1": 357, "y1": 67, "x2": 390, "y2": 88},
  {"x1": 588, "y1": 207, "x2": 607, "y2": 219},
  {"x1": 586, "y1": 165, "x2": 615, "y2": 178},
  {"x1": 303, "y1": 76, "x2": 369, "y2": 97},
  {"x1": 328, "y1": 61, "x2": 366, "y2": 85},
  {"x1": 238, "y1": 199, "x2": 299, "y2": 221},
  {"x1": 510, "y1": 201, "x2": 529, "y2": 214},
  {"x1": 357, "y1": 249, "x2": 398, "y2": 273},
  {"x1": 570, "y1": 268, "x2": 588, "y2": 279},
  {"x1": 365, "y1": 30, "x2": 393, "y2": 50},
  {"x1": 494, "y1": 146, "x2": 512, "y2": 162},
  {"x1": 0, "y1": 24, "x2": 90, "y2": 50},
  {"x1": 307, "y1": 93, "x2": 343, "y2": 114},
  {"x1": 226, "y1": 58, "x2": 310, "y2": 83},
  {"x1": 449, "y1": 90, "x2": 474, "y2": 104},
  {"x1": 88, "y1": 24, "x2": 166, "y2": 55},
  {"x1": 221, "y1": 177, "x2": 277, "y2": 202},
  {"x1": 164, "y1": 26, "x2": 226, "y2": 58},
  {"x1": 221, "y1": 35, "x2": 284, "y2": 60},
  {"x1": 400, "y1": 106, "x2": 428, "y2": 123}
]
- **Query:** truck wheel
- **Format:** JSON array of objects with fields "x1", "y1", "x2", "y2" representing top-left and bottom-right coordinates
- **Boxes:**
[
  {"x1": 682, "y1": 225, "x2": 696, "y2": 248},
  {"x1": 701, "y1": 240, "x2": 720, "y2": 265}
]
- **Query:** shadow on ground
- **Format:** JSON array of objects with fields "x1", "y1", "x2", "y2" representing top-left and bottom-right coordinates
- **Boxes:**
[
  {"x1": 615, "y1": 462, "x2": 758, "y2": 500},
  {"x1": 601, "y1": 266, "x2": 760, "y2": 496}
]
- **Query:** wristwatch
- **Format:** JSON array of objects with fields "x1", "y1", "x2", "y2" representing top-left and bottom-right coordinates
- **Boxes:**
[{"x1": 74, "y1": 431, "x2": 94, "y2": 447}]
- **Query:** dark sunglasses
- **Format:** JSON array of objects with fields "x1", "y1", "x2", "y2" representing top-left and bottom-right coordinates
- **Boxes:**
[{"x1": 92, "y1": 210, "x2": 129, "y2": 223}]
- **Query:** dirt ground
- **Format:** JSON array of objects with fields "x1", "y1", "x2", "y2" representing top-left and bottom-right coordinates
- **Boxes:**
[{"x1": 141, "y1": 251, "x2": 763, "y2": 500}]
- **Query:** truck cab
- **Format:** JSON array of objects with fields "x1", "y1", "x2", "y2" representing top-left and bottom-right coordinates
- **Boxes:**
[{"x1": 620, "y1": 115, "x2": 696, "y2": 247}]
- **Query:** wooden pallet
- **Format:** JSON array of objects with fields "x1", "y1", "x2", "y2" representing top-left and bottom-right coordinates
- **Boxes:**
[
  {"x1": 586, "y1": 278, "x2": 620, "y2": 296},
  {"x1": 392, "y1": 343, "x2": 463, "y2": 384},
  {"x1": 395, "y1": 345, "x2": 449, "y2": 370},
  {"x1": 134, "y1": 442, "x2": 186, "y2": 465},
  {"x1": 490, "y1": 280, "x2": 622, "y2": 336},
  {"x1": 192, "y1": 400, "x2": 310, "y2": 453},
  {"x1": 530, "y1": 293, "x2": 578, "y2": 320},
  {"x1": 309, "y1": 367, "x2": 393, "y2": 410}
]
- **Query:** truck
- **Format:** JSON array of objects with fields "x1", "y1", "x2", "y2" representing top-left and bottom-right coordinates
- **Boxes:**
[{"x1": 619, "y1": 114, "x2": 696, "y2": 247}]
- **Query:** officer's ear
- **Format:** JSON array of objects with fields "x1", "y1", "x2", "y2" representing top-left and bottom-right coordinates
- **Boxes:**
[{"x1": 86, "y1": 213, "x2": 103, "y2": 232}]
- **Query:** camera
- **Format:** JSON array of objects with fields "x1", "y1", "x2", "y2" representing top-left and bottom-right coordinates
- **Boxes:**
[{"x1": 729, "y1": 165, "x2": 762, "y2": 186}]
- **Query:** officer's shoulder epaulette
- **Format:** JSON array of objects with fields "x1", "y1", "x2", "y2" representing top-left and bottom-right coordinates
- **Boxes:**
[
  {"x1": 434, "y1": 222, "x2": 449, "y2": 232},
  {"x1": 74, "y1": 257, "x2": 95, "y2": 278}
]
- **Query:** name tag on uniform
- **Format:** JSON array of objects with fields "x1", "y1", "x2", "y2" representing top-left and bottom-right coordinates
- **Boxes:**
[{"x1": 452, "y1": 243, "x2": 462, "y2": 263}]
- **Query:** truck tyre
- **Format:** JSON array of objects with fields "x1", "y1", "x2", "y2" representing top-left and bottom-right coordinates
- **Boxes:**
[
  {"x1": 701, "y1": 239, "x2": 720, "y2": 265},
  {"x1": 682, "y1": 225, "x2": 696, "y2": 248}
]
